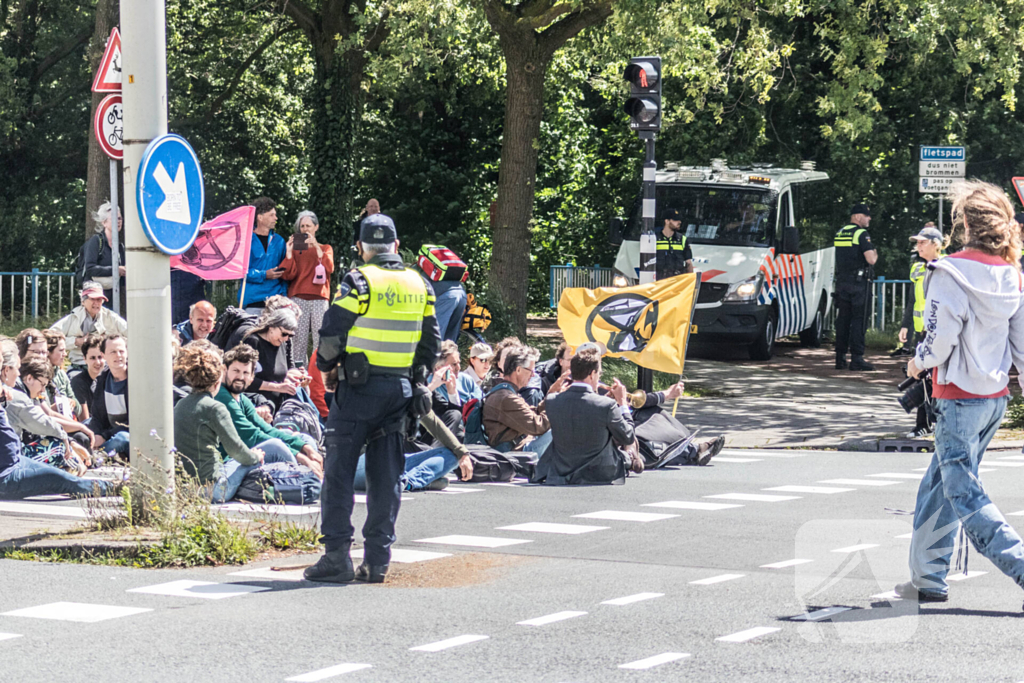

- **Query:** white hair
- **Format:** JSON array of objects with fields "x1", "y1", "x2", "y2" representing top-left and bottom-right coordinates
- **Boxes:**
[
  {"x1": 362, "y1": 241, "x2": 396, "y2": 257},
  {"x1": 0, "y1": 340, "x2": 18, "y2": 369},
  {"x1": 293, "y1": 210, "x2": 319, "y2": 232},
  {"x1": 92, "y1": 201, "x2": 113, "y2": 231}
]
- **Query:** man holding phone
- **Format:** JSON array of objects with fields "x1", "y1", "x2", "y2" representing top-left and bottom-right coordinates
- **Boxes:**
[{"x1": 242, "y1": 197, "x2": 289, "y2": 313}]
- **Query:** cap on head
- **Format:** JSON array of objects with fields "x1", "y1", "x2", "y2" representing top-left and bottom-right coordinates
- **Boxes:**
[
  {"x1": 909, "y1": 226, "x2": 943, "y2": 243},
  {"x1": 664, "y1": 209, "x2": 681, "y2": 222},
  {"x1": 469, "y1": 342, "x2": 494, "y2": 360},
  {"x1": 850, "y1": 203, "x2": 871, "y2": 217},
  {"x1": 80, "y1": 283, "x2": 108, "y2": 301},
  {"x1": 359, "y1": 213, "x2": 398, "y2": 244}
]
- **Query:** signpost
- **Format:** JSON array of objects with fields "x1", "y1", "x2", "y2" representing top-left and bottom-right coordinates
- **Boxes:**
[
  {"x1": 919, "y1": 146, "x2": 966, "y2": 232},
  {"x1": 1012, "y1": 177, "x2": 1024, "y2": 209},
  {"x1": 135, "y1": 133, "x2": 205, "y2": 255},
  {"x1": 92, "y1": 33, "x2": 123, "y2": 315}
]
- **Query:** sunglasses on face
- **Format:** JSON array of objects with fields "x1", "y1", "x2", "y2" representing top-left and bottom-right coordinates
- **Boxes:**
[{"x1": 279, "y1": 331, "x2": 294, "y2": 339}]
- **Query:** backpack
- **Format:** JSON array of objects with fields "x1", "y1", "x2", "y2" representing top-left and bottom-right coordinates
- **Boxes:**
[
  {"x1": 456, "y1": 445, "x2": 529, "y2": 483},
  {"x1": 461, "y1": 293, "x2": 492, "y2": 333},
  {"x1": 461, "y1": 381, "x2": 516, "y2": 445},
  {"x1": 235, "y1": 461, "x2": 321, "y2": 505},
  {"x1": 75, "y1": 235, "x2": 101, "y2": 285},
  {"x1": 208, "y1": 306, "x2": 256, "y2": 350},
  {"x1": 417, "y1": 245, "x2": 468, "y2": 282},
  {"x1": 634, "y1": 408, "x2": 697, "y2": 468},
  {"x1": 273, "y1": 396, "x2": 323, "y2": 447}
]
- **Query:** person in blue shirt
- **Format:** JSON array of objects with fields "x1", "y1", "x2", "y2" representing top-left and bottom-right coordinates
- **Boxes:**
[
  {"x1": 242, "y1": 197, "x2": 288, "y2": 312},
  {"x1": 457, "y1": 342, "x2": 492, "y2": 403}
]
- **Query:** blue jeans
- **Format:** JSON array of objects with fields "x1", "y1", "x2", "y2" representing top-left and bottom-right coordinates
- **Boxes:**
[
  {"x1": 433, "y1": 285, "x2": 467, "y2": 343},
  {"x1": 103, "y1": 431, "x2": 130, "y2": 456},
  {"x1": 494, "y1": 429, "x2": 552, "y2": 456},
  {"x1": 210, "y1": 438, "x2": 297, "y2": 504},
  {"x1": 909, "y1": 397, "x2": 1024, "y2": 596},
  {"x1": 0, "y1": 457, "x2": 112, "y2": 499},
  {"x1": 354, "y1": 447, "x2": 459, "y2": 492}
]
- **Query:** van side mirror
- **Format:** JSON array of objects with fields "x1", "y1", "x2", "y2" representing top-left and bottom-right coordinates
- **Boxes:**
[
  {"x1": 780, "y1": 225, "x2": 800, "y2": 254},
  {"x1": 608, "y1": 217, "x2": 625, "y2": 246}
]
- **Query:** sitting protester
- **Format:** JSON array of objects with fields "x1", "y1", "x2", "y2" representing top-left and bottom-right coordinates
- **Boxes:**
[
  {"x1": 216, "y1": 344, "x2": 323, "y2": 477},
  {"x1": 240, "y1": 308, "x2": 310, "y2": 412},
  {"x1": 488, "y1": 336, "x2": 522, "y2": 387},
  {"x1": 533, "y1": 346, "x2": 640, "y2": 485},
  {"x1": 15, "y1": 359, "x2": 92, "y2": 473},
  {"x1": 173, "y1": 344, "x2": 296, "y2": 503},
  {"x1": 481, "y1": 345, "x2": 553, "y2": 454},
  {"x1": 426, "y1": 340, "x2": 464, "y2": 440},
  {"x1": 88, "y1": 334, "x2": 130, "y2": 455},
  {"x1": 628, "y1": 380, "x2": 725, "y2": 467},
  {"x1": 69, "y1": 334, "x2": 105, "y2": 419},
  {"x1": 173, "y1": 300, "x2": 217, "y2": 344},
  {"x1": 16, "y1": 328, "x2": 48, "y2": 362},
  {"x1": 457, "y1": 342, "x2": 493, "y2": 403},
  {"x1": 50, "y1": 282, "x2": 128, "y2": 372},
  {"x1": 521, "y1": 342, "x2": 573, "y2": 406},
  {"x1": 42, "y1": 329, "x2": 82, "y2": 419},
  {"x1": 356, "y1": 410, "x2": 473, "y2": 492}
]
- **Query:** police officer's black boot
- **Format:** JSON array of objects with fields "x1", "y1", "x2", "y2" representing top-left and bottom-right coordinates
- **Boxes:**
[
  {"x1": 304, "y1": 548, "x2": 355, "y2": 583},
  {"x1": 835, "y1": 353, "x2": 847, "y2": 370},
  {"x1": 354, "y1": 562, "x2": 389, "y2": 584},
  {"x1": 849, "y1": 355, "x2": 876, "y2": 371}
]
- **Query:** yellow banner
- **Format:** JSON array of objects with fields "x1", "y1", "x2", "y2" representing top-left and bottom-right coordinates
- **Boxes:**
[{"x1": 557, "y1": 274, "x2": 698, "y2": 375}]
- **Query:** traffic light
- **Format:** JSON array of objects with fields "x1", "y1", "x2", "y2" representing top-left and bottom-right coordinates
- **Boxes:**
[{"x1": 623, "y1": 56, "x2": 661, "y2": 132}]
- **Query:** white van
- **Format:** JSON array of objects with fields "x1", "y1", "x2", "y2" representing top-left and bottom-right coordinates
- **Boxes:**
[{"x1": 609, "y1": 161, "x2": 836, "y2": 360}]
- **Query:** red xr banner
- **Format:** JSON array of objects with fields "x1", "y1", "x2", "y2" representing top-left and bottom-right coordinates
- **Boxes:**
[{"x1": 170, "y1": 206, "x2": 254, "y2": 281}]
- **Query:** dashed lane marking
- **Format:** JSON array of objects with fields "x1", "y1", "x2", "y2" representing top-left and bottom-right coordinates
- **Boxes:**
[
  {"x1": 704, "y1": 493, "x2": 801, "y2": 503},
  {"x1": 285, "y1": 663, "x2": 372, "y2": 681},
  {"x1": 792, "y1": 606, "x2": 853, "y2": 622},
  {"x1": 913, "y1": 467, "x2": 994, "y2": 474},
  {"x1": 895, "y1": 533, "x2": 914, "y2": 539},
  {"x1": 0, "y1": 633, "x2": 22, "y2": 642},
  {"x1": 1, "y1": 602, "x2": 151, "y2": 623},
  {"x1": 870, "y1": 590, "x2": 899, "y2": 600},
  {"x1": 351, "y1": 548, "x2": 452, "y2": 563},
  {"x1": 1008, "y1": 510, "x2": 1024, "y2": 517},
  {"x1": 690, "y1": 574, "x2": 745, "y2": 585},
  {"x1": 0, "y1": 501, "x2": 88, "y2": 518},
  {"x1": 127, "y1": 580, "x2": 269, "y2": 600},
  {"x1": 642, "y1": 501, "x2": 743, "y2": 511},
  {"x1": 354, "y1": 494, "x2": 414, "y2": 503},
  {"x1": 214, "y1": 503, "x2": 320, "y2": 516},
  {"x1": 996, "y1": 455, "x2": 1024, "y2": 461},
  {"x1": 946, "y1": 571, "x2": 987, "y2": 582},
  {"x1": 601, "y1": 593, "x2": 664, "y2": 606},
  {"x1": 818, "y1": 479, "x2": 901, "y2": 487},
  {"x1": 719, "y1": 449, "x2": 812, "y2": 458},
  {"x1": 573, "y1": 510, "x2": 679, "y2": 523},
  {"x1": 517, "y1": 611, "x2": 587, "y2": 626},
  {"x1": 618, "y1": 652, "x2": 690, "y2": 670},
  {"x1": 713, "y1": 457, "x2": 763, "y2": 463},
  {"x1": 761, "y1": 559, "x2": 813, "y2": 569},
  {"x1": 413, "y1": 535, "x2": 531, "y2": 548},
  {"x1": 868, "y1": 473, "x2": 923, "y2": 479},
  {"x1": 431, "y1": 489, "x2": 485, "y2": 495},
  {"x1": 831, "y1": 544, "x2": 879, "y2": 554},
  {"x1": 410, "y1": 635, "x2": 489, "y2": 652},
  {"x1": 497, "y1": 522, "x2": 609, "y2": 535},
  {"x1": 978, "y1": 461, "x2": 1024, "y2": 468},
  {"x1": 228, "y1": 567, "x2": 306, "y2": 582},
  {"x1": 764, "y1": 485, "x2": 855, "y2": 495},
  {"x1": 716, "y1": 626, "x2": 781, "y2": 643}
]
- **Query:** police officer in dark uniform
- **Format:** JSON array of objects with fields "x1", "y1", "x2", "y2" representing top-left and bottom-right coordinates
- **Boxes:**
[
  {"x1": 833, "y1": 203, "x2": 879, "y2": 371},
  {"x1": 305, "y1": 214, "x2": 440, "y2": 584},
  {"x1": 656, "y1": 208, "x2": 693, "y2": 280}
]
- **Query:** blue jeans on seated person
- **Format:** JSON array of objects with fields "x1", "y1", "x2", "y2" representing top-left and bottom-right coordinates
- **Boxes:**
[
  {"x1": 103, "y1": 431, "x2": 130, "y2": 456},
  {"x1": 354, "y1": 447, "x2": 459, "y2": 491},
  {"x1": 909, "y1": 397, "x2": 1024, "y2": 597},
  {"x1": 210, "y1": 438, "x2": 297, "y2": 504},
  {"x1": 0, "y1": 456, "x2": 112, "y2": 499},
  {"x1": 493, "y1": 429, "x2": 552, "y2": 456}
]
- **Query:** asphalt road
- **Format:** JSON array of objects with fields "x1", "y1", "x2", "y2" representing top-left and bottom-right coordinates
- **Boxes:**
[{"x1": 2, "y1": 447, "x2": 1024, "y2": 682}]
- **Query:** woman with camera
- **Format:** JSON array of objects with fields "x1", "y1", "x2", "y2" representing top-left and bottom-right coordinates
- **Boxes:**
[{"x1": 900, "y1": 180, "x2": 1024, "y2": 606}]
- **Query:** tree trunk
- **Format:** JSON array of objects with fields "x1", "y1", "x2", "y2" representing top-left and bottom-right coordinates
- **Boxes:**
[
  {"x1": 491, "y1": 44, "x2": 549, "y2": 338},
  {"x1": 84, "y1": 0, "x2": 119, "y2": 240}
]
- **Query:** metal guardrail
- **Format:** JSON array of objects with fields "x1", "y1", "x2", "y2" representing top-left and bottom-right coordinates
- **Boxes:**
[
  {"x1": 549, "y1": 265, "x2": 617, "y2": 308},
  {"x1": 0, "y1": 270, "x2": 77, "y2": 323},
  {"x1": 825, "y1": 278, "x2": 912, "y2": 332}
]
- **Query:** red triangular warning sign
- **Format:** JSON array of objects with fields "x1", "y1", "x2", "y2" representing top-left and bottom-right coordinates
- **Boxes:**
[{"x1": 92, "y1": 27, "x2": 122, "y2": 93}]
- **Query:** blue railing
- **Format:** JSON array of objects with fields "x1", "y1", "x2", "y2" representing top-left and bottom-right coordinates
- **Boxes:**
[
  {"x1": 549, "y1": 264, "x2": 617, "y2": 307},
  {"x1": 0, "y1": 270, "x2": 76, "y2": 322}
]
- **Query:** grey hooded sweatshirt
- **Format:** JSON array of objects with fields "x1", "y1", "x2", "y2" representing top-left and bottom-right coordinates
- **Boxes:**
[{"x1": 915, "y1": 250, "x2": 1024, "y2": 396}]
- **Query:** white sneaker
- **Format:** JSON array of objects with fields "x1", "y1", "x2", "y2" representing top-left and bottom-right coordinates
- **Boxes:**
[{"x1": 905, "y1": 427, "x2": 933, "y2": 439}]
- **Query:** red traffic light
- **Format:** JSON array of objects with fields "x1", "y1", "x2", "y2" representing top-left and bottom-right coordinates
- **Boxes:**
[{"x1": 624, "y1": 61, "x2": 659, "y2": 89}]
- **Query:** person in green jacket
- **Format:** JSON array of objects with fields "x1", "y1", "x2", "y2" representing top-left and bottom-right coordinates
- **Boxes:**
[
  {"x1": 173, "y1": 345, "x2": 296, "y2": 503},
  {"x1": 216, "y1": 344, "x2": 323, "y2": 478}
]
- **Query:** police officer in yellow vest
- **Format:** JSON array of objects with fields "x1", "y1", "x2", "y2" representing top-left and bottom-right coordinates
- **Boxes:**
[
  {"x1": 656, "y1": 208, "x2": 694, "y2": 280},
  {"x1": 834, "y1": 204, "x2": 879, "y2": 371},
  {"x1": 305, "y1": 214, "x2": 440, "y2": 584}
]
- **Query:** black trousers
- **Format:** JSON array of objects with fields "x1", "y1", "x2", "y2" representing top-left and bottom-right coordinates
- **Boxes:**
[
  {"x1": 835, "y1": 280, "x2": 868, "y2": 357},
  {"x1": 321, "y1": 375, "x2": 412, "y2": 565}
]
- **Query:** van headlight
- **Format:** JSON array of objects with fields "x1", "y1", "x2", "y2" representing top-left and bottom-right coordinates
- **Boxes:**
[
  {"x1": 723, "y1": 274, "x2": 763, "y2": 302},
  {"x1": 612, "y1": 275, "x2": 628, "y2": 288}
]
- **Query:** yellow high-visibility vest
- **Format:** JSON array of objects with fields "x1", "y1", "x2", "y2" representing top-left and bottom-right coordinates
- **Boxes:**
[{"x1": 834, "y1": 224, "x2": 866, "y2": 248}]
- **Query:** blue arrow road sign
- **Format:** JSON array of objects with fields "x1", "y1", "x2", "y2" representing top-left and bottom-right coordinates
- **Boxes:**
[
  {"x1": 136, "y1": 133, "x2": 205, "y2": 255},
  {"x1": 920, "y1": 145, "x2": 965, "y2": 161}
]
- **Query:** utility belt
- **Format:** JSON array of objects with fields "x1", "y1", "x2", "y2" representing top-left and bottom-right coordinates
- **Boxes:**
[
  {"x1": 837, "y1": 269, "x2": 872, "y2": 284},
  {"x1": 337, "y1": 352, "x2": 412, "y2": 386}
]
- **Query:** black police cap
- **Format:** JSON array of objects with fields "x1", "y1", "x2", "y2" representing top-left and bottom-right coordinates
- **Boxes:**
[
  {"x1": 664, "y1": 208, "x2": 681, "y2": 221},
  {"x1": 359, "y1": 213, "x2": 398, "y2": 244},
  {"x1": 850, "y1": 203, "x2": 871, "y2": 217}
]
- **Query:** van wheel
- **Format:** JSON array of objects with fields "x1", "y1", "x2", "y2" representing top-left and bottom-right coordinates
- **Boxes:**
[
  {"x1": 799, "y1": 297, "x2": 825, "y2": 348},
  {"x1": 749, "y1": 308, "x2": 777, "y2": 360}
]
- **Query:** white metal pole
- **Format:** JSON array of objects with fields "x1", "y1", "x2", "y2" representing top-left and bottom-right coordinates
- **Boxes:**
[
  {"x1": 938, "y1": 195, "x2": 944, "y2": 234},
  {"x1": 109, "y1": 159, "x2": 120, "y2": 316},
  {"x1": 120, "y1": 0, "x2": 173, "y2": 495}
]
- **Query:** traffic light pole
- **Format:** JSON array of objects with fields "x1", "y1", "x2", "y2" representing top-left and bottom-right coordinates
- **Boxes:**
[{"x1": 637, "y1": 130, "x2": 656, "y2": 393}]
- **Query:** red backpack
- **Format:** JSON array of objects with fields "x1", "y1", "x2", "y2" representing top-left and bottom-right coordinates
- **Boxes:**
[{"x1": 417, "y1": 245, "x2": 468, "y2": 282}]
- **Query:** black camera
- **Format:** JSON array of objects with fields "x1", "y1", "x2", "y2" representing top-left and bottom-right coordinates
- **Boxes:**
[{"x1": 897, "y1": 373, "x2": 931, "y2": 413}]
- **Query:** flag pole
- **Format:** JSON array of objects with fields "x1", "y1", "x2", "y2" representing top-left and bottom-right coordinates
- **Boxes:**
[{"x1": 672, "y1": 271, "x2": 702, "y2": 418}]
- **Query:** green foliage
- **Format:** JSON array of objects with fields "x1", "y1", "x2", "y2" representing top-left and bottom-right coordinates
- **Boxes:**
[{"x1": 1005, "y1": 397, "x2": 1024, "y2": 430}]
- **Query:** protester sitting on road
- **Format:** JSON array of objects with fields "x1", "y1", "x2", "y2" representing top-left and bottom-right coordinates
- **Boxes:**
[
  {"x1": 426, "y1": 341, "x2": 465, "y2": 441},
  {"x1": 69, "y1": 334, "x2": 104, "y2": 420},
  {"x1": 281, "y1": 210, "x2": 334, "y2": 362},
  {"x1": 521, "y1": 341, "x2": 573, "y2": 406},
  {"x1": 41, "y1": 329, "x2": 81, "y2": 420},
  {"x1": 50, "y1": 282, "x2": 128, "y2": 372},
  {"x1": 14, "y1": 358, "x2": 93, "y2": 474},
  {"x1": 0, "y1": 402, "x2": 111, "y2": 500},
  {"x1": 240, "y1": 308, "x2": 309, "y2": 412},
  {"x1": 87, "y1": 334, "x2": 130, "y2": 456},
  {"x1": 627, "y1": 380, "x2": 725, "y2": 467},
  {"x1": 15, "y1": 328, "x2": 47, "y2": 363},
  {"x1": 533, "y1": 346, "x2": 640, "y2": 485},
  {"x1": 173, "y1": 344, "x2": 295, "y2": 504},
  {"x1": 457, "y1": 342, "x2": 493, "y2": 403},
  {"x1": 225, "y1": 294, "x2": 302, "y2": 373},
  {"x1": 18, "y1": 356, "x2": 96, "y2": 452},
  {"x1": 216, "y1": 344, "x2": 323, "y2": 477},
  {"x1": 173, "y1": 300, "x2": 217, "y2": 345},
  {"x1": 241, "y1": 197, "x2": 288, "y2": 313},
  {"x1": 482, "y1": 345, "x2": 553, "y2": 455},
  {"x1": 489, "y1": 336, "x2": 521, "y2": 384},
  {"x1": 2, "y1": 343, "x2": 70, "y2": 459},
  {"x1": 81, "y1": 201, "x2": 126, "y2": 310}
]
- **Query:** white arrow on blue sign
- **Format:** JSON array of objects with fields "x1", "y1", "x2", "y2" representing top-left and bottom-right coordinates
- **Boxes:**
[
  {"x1": 920, "y1": 145, "x2": 965, "y2": 162},
  {"x1": 136, "y1": 133, "x2": 205, "y2": 255}
]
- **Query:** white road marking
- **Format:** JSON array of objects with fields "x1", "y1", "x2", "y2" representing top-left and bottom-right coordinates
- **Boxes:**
[
  {"x1": 350, "y1": 548, "x2": 451, "y2": 563},
  {"x1": 913, "y1": 468, "x2": 994, "y2": 474},
  {"x1": 0, "y1": 501, "x2": 88, "y2": 518},
  {"x1": 642, "y1": 501, "x2": 743, "y2": 511},
  {"x1": 819, "y1": 479, "x2": 901, "y2": 487},
  {"x1": 127, "y1": 580, "x2": 268, "y2": 600},
  {"x1": 979, "y1": 461, "x2": 1024, "y2": 468},
  {"x1": 761, "y1": 558, "x2": 813, "y2": 569},
  {"x1": 517, "y1": 611, "x2": 587, "y2": 626},
  {"x1": 1008, "y1": 510, "x2": 1024, "y2": 517},
  {"x1": 22, "y1": 494, "x2": 71, "y2": 501},
  {"x1": 705, "y1": 493, "x2": 801, "y2": 503},
  {"x1": 618, "y1": 652, "x2": 690, "y2": 669},
  {"x1": 601, "y1": 593, "x2": 664, "y2": 606},
  {"x1": 0, "y1": 633, "x2": 22, "y2": 642},
  {"x1": 719, "y1": 449, "x2": 812, "y2": 458},
  {"x1": 690, "y1": 574, "x2": 745, "y2": 585},
  {"x1": 713, "y1": 457, "x2": 763, "y2": 463},
  {"x1": 285, "y1": 663, "x2": 372, "y2": 681},
  {"x1": 831, "y1": 544, "x2": 879, "y2": 554},
  {"x1": 764, "y1": 485, "x2": 854, "y2": 495},
  {"x1": 946, "y1": 570, "x2": 987, "y2": 582},
  {"x1": 792, "y1": 606, "x2": 852, "y2": 622},
  {"x1": 573, "y1": 510, "x2": 679, "y2": 522},
  {"x1": 354, "y1": 494, "x2": 414, "y2": 503},
  {"x1": 497, "y1": 522, "x2": 608, "y2": 535},
  {"x1": 1, "y1": 602, "x2": 151, "y2": 623},
  {"x1": 431, "y1": 489, "x2": 485, "y2": 495},
  {"x1": 214, "y1": 502, "x2": 321, "y2": 516},
  {"x1": 228, "y1": 567, "x2": 306, "y2": 582},
  {"x1": 414, "y1": 535, "x2": 531, "y2": 548},
  {"x1": 410, "y1": 634, "x2": 489, "y2": 652},
  {"x1": 895, "y1": 533, "x2": 914, "y2": 539},
  {"x1": 996, "y1": 455, "x2": 1024, "y2": 461},
  {"x1": 868, "y1": 473, "x2": 923, "y2": 479},
  {"x1": 871, "y1": 590, "x2": 900, "y2": 600},
  {"x1": 716, "y1": 626, "x2": 780, "y2": 643}
]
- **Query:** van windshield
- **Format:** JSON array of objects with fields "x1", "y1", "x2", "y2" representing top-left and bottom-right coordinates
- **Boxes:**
[{"x1": 626, "y1": 185, "x2": 778, "y2": 247}]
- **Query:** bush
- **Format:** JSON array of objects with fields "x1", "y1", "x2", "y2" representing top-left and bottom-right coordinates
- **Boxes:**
[{"x1": 1004, "y1": 396, "x2": 1024, "y2": 429}]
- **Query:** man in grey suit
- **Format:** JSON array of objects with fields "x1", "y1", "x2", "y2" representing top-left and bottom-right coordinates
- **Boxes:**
[{"x1": 532, "y1": 346, "x2": 642, "y2": 485}]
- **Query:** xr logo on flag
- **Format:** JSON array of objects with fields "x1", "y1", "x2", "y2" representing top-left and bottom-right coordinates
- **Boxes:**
[{"x1": 584, "y1": 293, "x2": 659, "y2": 353}]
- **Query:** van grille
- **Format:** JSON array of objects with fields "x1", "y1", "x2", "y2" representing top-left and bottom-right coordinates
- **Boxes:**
[{"x1": 697, "y1": 282, "x2": 728, "y2": 304}]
